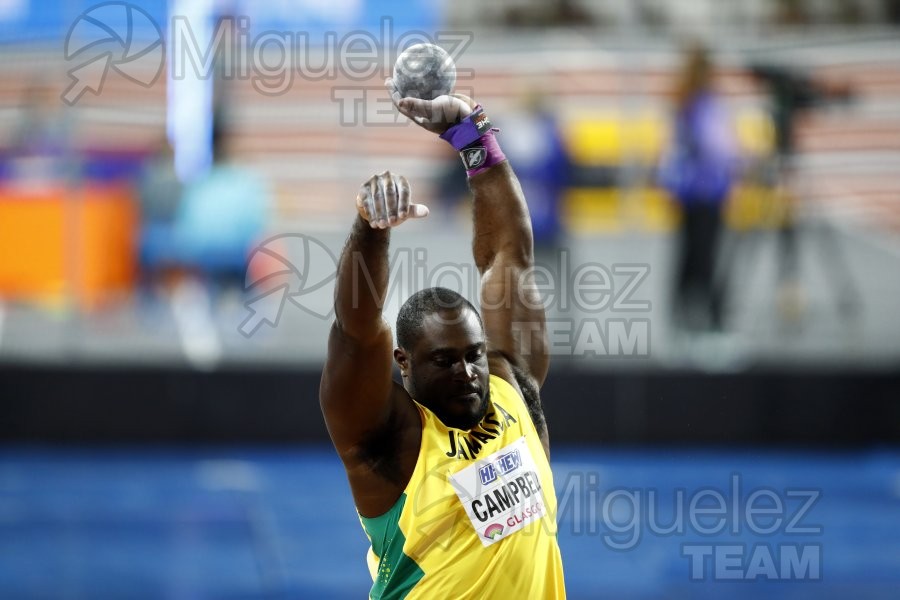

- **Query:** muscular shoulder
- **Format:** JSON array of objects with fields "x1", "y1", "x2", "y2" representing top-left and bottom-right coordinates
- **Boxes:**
[{"x1": 488, "y1": 354, "x2": 549, "y2": 448}]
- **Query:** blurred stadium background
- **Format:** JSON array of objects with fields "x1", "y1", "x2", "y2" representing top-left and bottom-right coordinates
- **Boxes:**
[{"x1": 1, "y1": 0, "x2": 898, "y2": 597}]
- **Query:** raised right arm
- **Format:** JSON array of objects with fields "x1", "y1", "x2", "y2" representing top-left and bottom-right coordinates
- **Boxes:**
[
  {"x1": 319, "y1": 172, "x2": 428, "y2": 515},
  {"x1": 319, "y1": 211, "x2": 396, "y2": 451},
  {"x1": 319, "y1": 172, "x2": 423, "y2": 448}
]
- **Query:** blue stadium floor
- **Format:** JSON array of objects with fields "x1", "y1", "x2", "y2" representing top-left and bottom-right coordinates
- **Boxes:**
[{"x1": 1, "y1": 446, "x2": 898, "y2": 599}]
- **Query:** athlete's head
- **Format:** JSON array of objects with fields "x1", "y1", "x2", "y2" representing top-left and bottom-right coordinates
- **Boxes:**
[{"x1": 394, "y1": 287, "x2": 490, "y2": 430}]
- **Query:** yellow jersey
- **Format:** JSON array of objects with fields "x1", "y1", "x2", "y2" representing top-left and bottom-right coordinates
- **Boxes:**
[{"x1": 359, "y1": 374, "x2": 566, "y2": 599}]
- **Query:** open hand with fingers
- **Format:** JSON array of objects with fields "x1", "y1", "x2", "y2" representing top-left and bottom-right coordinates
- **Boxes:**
[
  {"x1": 385, "y1": 78, "x2": 476, "y2": 135},
  {"x1": 356, "y1": 171, "x2": 429, "y2": 229}
]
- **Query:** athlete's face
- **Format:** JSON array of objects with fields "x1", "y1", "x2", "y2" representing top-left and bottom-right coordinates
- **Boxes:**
[{"x1": 395, "y1": 307, "x2": 490, "y2": 430}]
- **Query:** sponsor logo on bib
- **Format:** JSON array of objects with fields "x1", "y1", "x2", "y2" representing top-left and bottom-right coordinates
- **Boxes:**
[
  {"x1": 449, "y1": 437, "x2": 547, "y2": 546},
  {"x1": 484, "y1": 523, "x2": 504, "y2": 540}
]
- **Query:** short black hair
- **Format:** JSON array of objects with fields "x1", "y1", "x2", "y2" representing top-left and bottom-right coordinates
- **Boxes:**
[{"x1": 396, "y1": 287, "x2": 482, "y2": 350}]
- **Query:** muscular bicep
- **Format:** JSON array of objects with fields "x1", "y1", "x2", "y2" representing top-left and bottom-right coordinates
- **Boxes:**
[
  {"x1": 480, "y1": 258, "x2": 549, "y2": 387},
  {"x1": 470, "y1": 163, "x2": 549, "y2": 388},
  {"x1": 319, "y1": 319, "x2": 397, "y2": 452}
]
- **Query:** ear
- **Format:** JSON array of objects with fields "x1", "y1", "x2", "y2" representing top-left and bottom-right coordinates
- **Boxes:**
[{"x1": 394, "y1": 348, "x2": 410, "y2": 377}]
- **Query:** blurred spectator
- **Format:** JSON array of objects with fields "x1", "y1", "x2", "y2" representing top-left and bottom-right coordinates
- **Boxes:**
[
  {"x1": 659, "y1": 43, "x2": 737, "y2": 333},
  {"x1": 136, "y1": 138, "x2": 184, "y2": 292},
  {"x1": 138, "y1": 118, "x2": 271, "y2": 367},
  {"x1": 175, "y1": 123, "x2": 271, "y2": 289},
  {"x1": 499, "y1": 85, "x2": 572, "y2": 262},
  {"x1": 137, "y1": 122, "x2": 271, "y2": 297}
]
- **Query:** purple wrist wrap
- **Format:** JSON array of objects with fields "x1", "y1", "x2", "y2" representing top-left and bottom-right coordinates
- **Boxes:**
[
  {"x1": 439, "y1": 105, "x2": 506, "y2": 177},
  {"x1": 459, "y1": 131, "x2": 506, "y2": 178},
  {"x1": 439, "y1": 105, "x2": 494, "y2": 150}
]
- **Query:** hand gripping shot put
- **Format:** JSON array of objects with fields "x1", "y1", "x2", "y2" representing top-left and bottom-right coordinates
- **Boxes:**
[{"x1": 319, "y1": 48, "x2": 566, "y2": 599}]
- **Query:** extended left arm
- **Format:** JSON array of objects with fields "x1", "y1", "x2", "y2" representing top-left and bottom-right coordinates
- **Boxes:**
[{"x1": 386, "y1": 82, "x2": 550, "y2": 448}]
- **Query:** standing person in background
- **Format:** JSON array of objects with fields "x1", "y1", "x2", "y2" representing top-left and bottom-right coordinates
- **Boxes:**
[
  {"x1": 500, "y1": 85, "x2": 572, "y2": 264},
  {"x1": 659, "y1": 42, "x2": 737, "y2": 333}
]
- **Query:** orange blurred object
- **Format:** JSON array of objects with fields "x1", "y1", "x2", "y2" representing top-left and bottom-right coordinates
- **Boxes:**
[{"x1": 0, "y1": 184, "x2": 137, "y2": 309}]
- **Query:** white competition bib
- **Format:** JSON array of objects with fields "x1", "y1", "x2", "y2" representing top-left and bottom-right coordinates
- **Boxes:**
[{"x1": 449, "y1": 436, "x2": 548, "y2": 547}]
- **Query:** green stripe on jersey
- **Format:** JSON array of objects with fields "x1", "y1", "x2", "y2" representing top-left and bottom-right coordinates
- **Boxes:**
[{"x1": 360, "y1": 493, "x2": 424, "y2": 599}]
